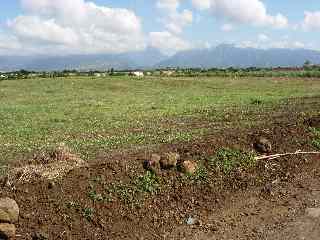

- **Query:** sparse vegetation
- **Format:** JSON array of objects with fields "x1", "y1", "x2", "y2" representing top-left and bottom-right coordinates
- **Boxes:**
[
  {"x1": 311, "y1": 128, "x2": 320, "y2": 149},
  {"x1": 210, "y1": 148, "x2": 256, "y2": 174},
  {"x1": 1, "y1": 76, "x2": 320, "y2": 164},
  {"x1": 189, "y1": 164, "x2": 208, "y2": 183}
]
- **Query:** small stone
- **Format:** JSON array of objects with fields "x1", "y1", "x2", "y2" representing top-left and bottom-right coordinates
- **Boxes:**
[
  {"x1": 160, "y1": 152, "x2": 180, "y2": 169},
  {"x1": 306, "y1": 208, "x2": 320, "y2": 218},
  {"x1": 186, "y1": 216, "x2": 196, "y2": 225},
  {"x1": 254, "y1": 137, "x2": 272, "y2": 153},
  {"x1": 0, "y1": 223, "x2": 16, "y2": 239},
  {"x1": 181, "y1": 161, "x2": 197, "y2": 175},
  {"x1": 0, "y1": 198, "x2": 19, "y2": 223}
]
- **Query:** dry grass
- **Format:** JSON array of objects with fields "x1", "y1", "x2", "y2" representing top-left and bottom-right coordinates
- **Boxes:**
[{"x1": 4, "y1": 143, "x2": 87, "y2": 184}]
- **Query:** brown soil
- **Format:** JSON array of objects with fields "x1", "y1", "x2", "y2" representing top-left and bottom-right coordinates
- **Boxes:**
[{"x1": 1, "y1": 98, "x2": 320, "y2": 239}]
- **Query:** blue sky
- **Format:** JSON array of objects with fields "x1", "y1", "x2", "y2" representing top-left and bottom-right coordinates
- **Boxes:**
[{"x1": 0, "y1": 0, "x2": 320, "y2": 56}]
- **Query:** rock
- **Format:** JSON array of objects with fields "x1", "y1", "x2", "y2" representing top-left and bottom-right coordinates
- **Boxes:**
[
  {"x1": 254, "y1": 137, "x2": 272, "y2": 153},
  {"x1": 186, "y1": 216, "x2": 196, "y2": 225},
  {"x1": 306, "y1": 208, "x2": 320, "y2": 218},
  {"x1": 181, "y1": 161, "x2": 198, "y2": 175},
  {"x1": 0, "y1": 223, "x2": 16, "y2": 239},
  {"x1": 0, "y1": 198, "x2": 19, "y2": 223},
  {"x1": 143, "y1": 154, "x2": 161, "y2": 173},
  {"x1": 160, "y1": 152, "x2": 180, "y2": 169}
]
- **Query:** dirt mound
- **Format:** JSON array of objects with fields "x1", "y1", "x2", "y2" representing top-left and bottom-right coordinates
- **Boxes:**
[{"x1": 3, "y1": 144, "x2": 87, "y2": 184}]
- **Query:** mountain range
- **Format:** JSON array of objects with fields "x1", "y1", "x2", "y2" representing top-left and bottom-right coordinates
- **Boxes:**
[{"x1": 1, "y1": 44, "x2": 320, "y2": 71}]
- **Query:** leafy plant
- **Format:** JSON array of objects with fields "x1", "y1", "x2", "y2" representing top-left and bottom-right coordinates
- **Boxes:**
[
  {"x1": 88, "y1": 189, "x2": 104, "y2": 202},
  {"x1": 310, "y1": 128, "x2": 320, "y2": 149},
  {"x1": 210, "y1": 148, "x2": 256, "y2": 174},
  {"x1": 135, "y1": 171, "x2": 159, "y2": 194},
  {"x1": 83, "y1": 207, "x2": 94, "y2": 220}
]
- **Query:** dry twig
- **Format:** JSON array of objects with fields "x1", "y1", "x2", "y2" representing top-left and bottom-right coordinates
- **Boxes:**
[{"x1": 255, "y1": 150, "x2": 320, "y2": 161}]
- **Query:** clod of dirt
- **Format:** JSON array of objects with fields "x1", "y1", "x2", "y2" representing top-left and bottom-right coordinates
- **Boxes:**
[
  {"x1": 306, "y1": 208, "x2": 320, "y2": 218},
  {"x1": 0, "y1": 198, "x2": 19, "y2": 224},
  {"x1": 181, "y1": 161, "x2": 198, "y2": 175},
  {"x1": 0, "y1": 223, "x2": 16, "y2": 239},
  {"x1": 143, "y1": 154, "x2": 161, "y2": 173},
  {"x1": 254, "y1": 137, "x2": 272, "y2": 153},
  {"x1": 305, "y1": 116, "x2": 320, "y2": 128},
  {"x1": 151, "y1": 154, "x2": 161, "y2": 164},
  {"x1": 160, "y1": 152, "x2": 180, "y2": 169}
]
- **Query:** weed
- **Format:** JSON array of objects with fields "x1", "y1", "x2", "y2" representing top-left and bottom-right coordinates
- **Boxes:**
[
  {"x1": 66, "y1": 201, "x2": 81, "y2": 212},
  {"x1": 108, "y1": 182, "x2": 137, "y2": 204},
  {"x1": 210, "y1": 148, "x2": 256, "y2": 174},
  {"x1": 310, "y1": 128, "x2": 320, "y2": 150},
  {"x1": 83, "y1": 207, "x2": 94, "y2": 221},
  {"x1": 135, "y1": 171, "x2": 159, "y2": 194},
  {"x1": 88, "y1": 189, "x2": 104, "y2": 202},
  {"x1": 190, "y1": 164, "x2": 208, "y2": 183},
  {"x1": 250, "y1": 98, "x2": 263, "y2": 105}
]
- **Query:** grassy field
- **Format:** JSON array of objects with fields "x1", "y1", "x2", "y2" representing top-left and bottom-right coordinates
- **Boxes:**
[{"x1": 1, "y1": 76, "x2": 320, "y2": 165}]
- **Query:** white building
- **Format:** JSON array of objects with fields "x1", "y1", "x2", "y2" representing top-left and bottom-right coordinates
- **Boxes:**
[{"x1": 130, "y1": 71, "x2": 144, "y2": 77}]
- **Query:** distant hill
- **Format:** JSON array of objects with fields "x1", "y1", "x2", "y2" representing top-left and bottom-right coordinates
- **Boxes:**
[
  {"x1": 0, "y1": 47, "x2": 166, "y2": 72},
  {"x1": 1, "y1": 44, "x2": 320, "y2": 71},
  {"x1": 157, "y1": 44, "x2": 320, "y2": 68}
]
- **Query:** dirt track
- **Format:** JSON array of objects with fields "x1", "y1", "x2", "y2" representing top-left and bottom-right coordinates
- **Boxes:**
[{"x1": 1, "y1": 98, "x2": 320, "y2": 239}]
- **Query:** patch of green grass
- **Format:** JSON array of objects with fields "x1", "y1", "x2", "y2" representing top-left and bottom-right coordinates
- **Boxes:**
[
  {"x1": 107, "y1": 182, "x2": 138, "y2": 204},
  {"x1": 210, "y1": 148, "x2": 256, "y2": 174},
  {"x1": 1, "y1": 76, "x2": 320, "y2": 163}
]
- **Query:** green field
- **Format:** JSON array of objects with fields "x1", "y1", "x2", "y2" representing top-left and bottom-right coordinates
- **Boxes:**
[{"x1": 1, "y1": 76, "x2": 320, "y2": 165}]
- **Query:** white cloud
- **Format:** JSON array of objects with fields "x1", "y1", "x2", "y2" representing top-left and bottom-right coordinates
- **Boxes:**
[
  {"x1": 165, "y1": 9, "x2": 193, "y2": 34},
  {"x1": 156, "y1": 0, "x2": 193, "y2": 34},
  {"x1": 191, "y1": 0, "x2": 211, "y2": 10},
  {"x1": 302, "y1": 11, "x2": 320, "y2": 30},
  {"x1": 258, "y1": 34, "x2": 269, "y2": 42},
  {"x1": 149, "y1": 31, "x2": 191, "y2": 55},
  {"x1": 192, "y1": 0, "x2": 288, "y2": 29},
  {"x1": 8, "y1": 16, "x2": 79, "y2": 45},
  {"x1": 221, "y1": 23, "x2": 234, "y2": 32},
  {"x1": 156, "y1": 0, "x2": 180, "y2": 12},
  {"x1": 0, "y1": 0, "x2": 146, "y2": 55}
]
